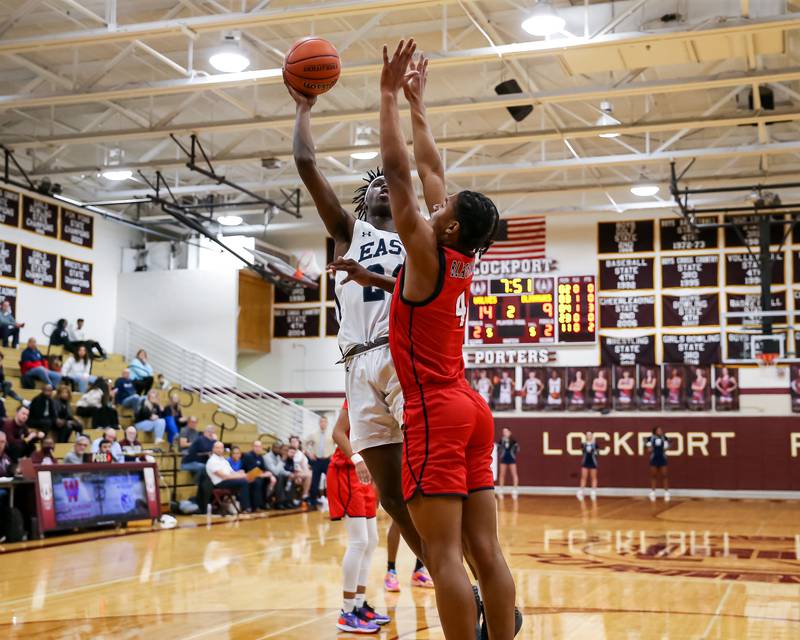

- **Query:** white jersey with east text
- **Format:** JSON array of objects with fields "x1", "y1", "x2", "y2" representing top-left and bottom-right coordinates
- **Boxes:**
[{"x1": 334, "y1": 218, "x2": 405, "y2": 354}]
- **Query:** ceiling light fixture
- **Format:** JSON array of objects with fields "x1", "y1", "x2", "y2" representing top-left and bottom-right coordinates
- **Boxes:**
[
  {"x1": 217, "y1": 215, "x2": 243, "y2": 226},
  {"x1": 101, "y1": 169, "x2": 133, "y2": 181},
  {"x1": 350, "y1": 126, "x2": 378, "y2": 161},
  {"x1": 209, "y1": 31, "x2": 250, "y2": 73},
  {"x1": 521, "y1": 0, "x2": 566, "y2": 37},
  {"x1": 596, "y1": 100, "x2": 621, "y2": 138},
  {"x1": 630, "y1": 175, "x2": 659, "y2": 197}
]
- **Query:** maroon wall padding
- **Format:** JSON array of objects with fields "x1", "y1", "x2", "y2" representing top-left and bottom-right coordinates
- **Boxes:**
[{"x1": 493, "y1": 416, "x2": 800, "y2": 491}]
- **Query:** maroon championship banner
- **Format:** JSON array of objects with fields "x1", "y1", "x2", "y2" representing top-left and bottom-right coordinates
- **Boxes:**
[
  {"x1": 325, "y1": 306, "x2": 339, "y2": 337},
  {"x1": 726, "y1": 330, "x2": 788, "y2": 361},
  {"x1": 20, "y1": 246, "x2": 57, "y2": 288},
  {"x1": 661, "y1": 254, "x2": 719, "y2": 288},
  {"x1": 273, "y1": 307, "x2": 321, "y2": 338},
  {"x1": 21, "y1": 195, "x2": 58, "y2": 238},
  {"x1": 0, "y1": 285, "x2": 17, "y2": 314},
  {"x1": 599, "y1": 294, "x2": 655, "y2": 329},
  {"x1": 0, "y1": 239, "x2": 17, "y2": 278},
  {"x1": 600, "y1": 334, "x2": 656, "y2": 366},
  {"x1": 60, "y1": 256, "x2": 93, "y2": 295},
  {"x1": 726, "y1": 291, "x2": 787, "y2": 326},
  {"x1": 598, "y1": 219, "x2": 654, "y2": 254},
  {"x1": 725, "y1": 252, "x2": 784, "y2": 286},
  {"x1": 723, "y1": 214, "x2": 784, "y2": 247},
  {"x1": 60, "y1": 209, "x2": 94, "y2": 248},
  {"x1": 493, "y1": 416, "x2": 800, "y2": 491},
  {"x1": 795, "y1": 251, "x2": 800, "y2": 283},
  {"x1": 0, "y1": 188, "x2": 20, "y2": 227},
  {"x1": 599, "y1": 257, "x2": 654, "y2": 291},
  {"x1": 662, "y1": 293, "x2": 719, "y2": 328},
  {"x1": 659, "y1": 216, "x2": 718, "y2": 251},
  {"x1": 662, "y1": 333, "x2": 722, "y2": 365}
]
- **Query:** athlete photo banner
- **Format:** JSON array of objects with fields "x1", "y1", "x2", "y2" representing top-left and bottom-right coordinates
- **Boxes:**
[
  {"x1": 613, "y1": 365, "x2": 636, "y2": 411},
  {"x1": 60, "y1": 209, "x2": 94, "y2": 248},
  {"x1": 685, "y1": 365, "x2": 712, "y2": 411},
  {"x1": 0, "y1": 240, "x2": 17, "y2": 279},
  {"x1": 20, "y1": 246, "x2": 57, "y2": 288},
  {"x1": 661, "y1": 254, "x2": 719, "y2": 288},
  {"x1": 723, "y1": 214, "x2": 784, "y2": 247},
  {"x1": 662, "y1": 333, "x2": 722, "y2": 365},
  {"x1": 0, "y1": 189, "x2": 20, "y2": 227},
  {"x1": 714, "y1": 366, "x2": 740, "y2": 411},
  {"x1": 600, "y1": 334, "x2": 656, "y2": 366},
  {"x1": 637, "y1": 365, "x2": 661, "y2": 411},
  {"x1": 21, "y1": 195, "x2": 57, "y2": 238},
  {"x1": 587, "y1": 367, "x2": 611, "y2": 411},
  {"x1": 662, "y1": 293, "x2": 720, "y2": 328},
  {"x1": 598, "y1": 219, "x2": 654, "y2": 254},
  {"x1": 0, "y1": 285, "x2": 17, "y2": 314},
  {"x1": 599, "y1": 294, "x2": 655, "y2": 329},
  {"x1": 565, "y1": 367, "x2": 590, "y2": 411},
  {"x1": 60, "y1": 256, "x2": 92, "y2": 295},
  {"x1": 466, "y1": 367, "x2": 515, "y2": 411},
  {"x1": 663, "y1": 364, "x2": 687, "y2": 410},
  {"x1": 726, "y1": 291, "x2": 787, "y2": 326},
  {"x1": 790, "y1": 365, "x2": 800, "y2": 414},
  {"x1": 520, "y1": 367, "x2": 546, "y2": 412},
  {"x1": 599, "y1": 257, "x2": 654, "y2": 291},
  {"x1": 725, "y1": 252, "x2": 784, "y2": 286},
  {"x1": 544, "y1": 367, "x2": 566, "y2": 411},
  {"x1": 659, "y1": 216, "x2": 718, "y2": 251}
]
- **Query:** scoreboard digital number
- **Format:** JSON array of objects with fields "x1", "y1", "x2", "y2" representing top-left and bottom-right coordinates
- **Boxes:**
[
  {"x1": 557, "y1": 276, "x2": 597, "y2": 342},
  {"x1": 467, "y1": 277, "x2": 556, "y2": 345}
]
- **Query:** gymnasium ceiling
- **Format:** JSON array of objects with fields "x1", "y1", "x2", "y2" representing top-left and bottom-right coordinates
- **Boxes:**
[{"x1": 1, "y1": 0, "x2": 800, "y2": 239}]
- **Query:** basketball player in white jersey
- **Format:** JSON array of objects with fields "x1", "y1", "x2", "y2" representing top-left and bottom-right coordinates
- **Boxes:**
[
  {"x1": 498, "y1": 371, "x2": 514, "y2": 408},
  {"x1": 523, "y1": 370, "x2": 543, "y2": 409},
  {"x1": 476, "y1": 370, "x2": 493, "y2": 405}
]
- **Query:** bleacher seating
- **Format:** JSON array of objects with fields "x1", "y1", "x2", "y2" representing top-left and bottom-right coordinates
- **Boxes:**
[{"x1": 1, "y1": 344, "x2": 269, "y2": 509}]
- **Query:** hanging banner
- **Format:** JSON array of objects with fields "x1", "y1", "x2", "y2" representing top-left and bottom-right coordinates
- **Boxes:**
[
  {"x1": 0, "y1": 285, "x2": 17, "y2": 314},
  {"x1": 21, "y1": 195, "x2": 58, "y2": 238},
  {"x1": 637, "y1": 366, "x2": 661, "y2": 410},
  {"x1": 685, "y1": 365, "x2": 712, "y2": 411},
  {"x1": 661, "y1": 254, "x2": 719, "y2": 288},
  {"x1": 794, "y1": 251, "x2": 800, "y2": 284},
  {"x1": 544, "y1": 367, "x2": 566, "y2": 411},
  {"x1": 600, "y1": 334, "x2": 656, "y2": 366},
  {"x1": 599, "y1": 294, "x2": 655, "y2": 329},
  {"x1": 723, "y1": 214, "x2": 784, "y2": 247},
  {"x1": 60, "y1": 209, "x2": 94, "y2": 248},
  {"x1": 613, "y1": 365, "x2": 637, "y2": 411},
  {"x1": 725, "y1": 252, "x2": 784, "y2": 286},
  {"x1": 565, "y1": 367, "x2": 590, "y2": 410},
  {"x1": 0, "y1": 240, "x2": 17, "y2": 279},
  {"x1": 598, "y1": 220, "x2": 654, "y2": 254},
  {"x1": 587, "y1": 367, "x2": 612, "y2": 411},
  {"x1": 20, "y1": 246, "x2": 57, "y2": 288},
  {"x1": 663, "y1": 365, "x2": 687, "y2": 410},
  {"x1": 790, "y1": 365, "x2": 800, "y2": 414},
  {"x1": 273, "y1": 277, "x2": 321, "y2": 304},
  {"x1": 659, "y1": 216, "x2": 718, "y2": 251},
  {"x1": 662, "y1": 333, "x2": 721, "y2": 365},
  {"x1": 726, "y1": 330, "x2": 788, "y2": 361},
  {"x1": 662, "y1": 293, "x2": 720, "y2": 328},
  {"x1": 60, "y1": 256, "x2": 93, "y2": 295},
  {"x1": 598, "y1": 257, "x2": 654, "y2": 291},
  {"x1": 325, "y1": 306, "x2": 339, "y2": 337},
  {"x1": 714, "y1": 366, "x2": 740, "y2": 411},
  {"x1": 726, "y1": 291, "x2": 787, "y2": 326},
  {"x1": 273, "y1": 307, "x2": 321, "y2": 338},
  {"x1": 0, "y1": 189, "x2": 20, "y2": 228}
]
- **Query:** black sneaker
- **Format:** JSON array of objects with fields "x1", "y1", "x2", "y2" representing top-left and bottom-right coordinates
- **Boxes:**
[{"x1": 474, "y1": 583, "x2": 523, "y2": 640}]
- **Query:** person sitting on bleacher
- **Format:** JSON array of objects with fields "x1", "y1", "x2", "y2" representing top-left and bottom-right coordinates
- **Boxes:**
[
  {"x1": 62, "y1": 435, "x2": 90, "y2": 464},
  {"x1": 60, "y1": 345, "x2": 96, "y2": 393},
  {"x1": 242, "y1": 440, "x2": 278, "y2": 511},
  {"x1": 121, "y1": 426, "x2": 152, "y2": 462},
  {"x1": 52, "y1": 384, "x2": 83, "y2": 443},
  {"x1": 128, "y1": 349, "x2": 154, "y2": 395},
  {"x1": 20, "y1": 338, "x2": 61, "y2": 389},
  {"x1": 0, "y1": 351, "x2": 23, "y2": 410},
  {"x1": 113, "y1": 369, "x2": 141, "y2": 411},
  {"x1": 264, "y1": 441, "x2": 292, "y2": 510},
  {"x1": 29, "y1": 384, "x2": 60, "y2": 435},
  {"x1": 2, "y1": 406, "x2": 40, "y2": 459},
  {"x1": 0, "y1": 300, "x2": 23, "y2": 349},
  {"x1": 227, "y1": 446, "x2": 243, "y2": 471},
  {"x1": 162, "y1": 393, "x2": 187, "y2": 449},
  {"x1": 30, "y1": 437, "x2": 57, "y2": 464},
  {"x1": 49, "y1": 318, "x2": 72, "y2": 351},
  {"x1": 91, "y1": 427, "x2": 124, "y2": 463},
  {"x1": 134, "y1": 389, "x2": 166, "y2": 446},
  {"x1": 68, "y1": 318, "x2": 106, "y2": 360},
  {"x1": 0, "y1": 431, "x2": 16, "y2": 517},
  {"x1": 206, "y1": 440, "x2": 252, "y2": 513},
  {"x1": 178, "y1": 416, "x2": 200, "y2": 454},
  {"x1": 77, "y1": 378, "x2": 118, "y2": 430},
  {"x1": 93, "y1": 439, "x2": 115, "y2": 463},
  {"x1": 181, "y1": 424, "x2": 216, "y2": 482}
]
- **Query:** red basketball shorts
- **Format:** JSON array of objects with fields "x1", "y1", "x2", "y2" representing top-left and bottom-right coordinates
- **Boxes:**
[
  {"x1": 402, "y1": 383, "x2": 495, "y2": 502},
  {"x1": 327, "y1": 461, "x2": 377, "y2": 521}
]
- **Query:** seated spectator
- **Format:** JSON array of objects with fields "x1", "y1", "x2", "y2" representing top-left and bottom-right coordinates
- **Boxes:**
[
  {"x1": 206, "y1": 440, "x2": 251, "y2": 512},
  {"x1": 49, "y1": 318, "x2": 71, "y2": 351},
  {"x1": 68, "y1": 318, "x2": 106, "y2": 360},
  {"x1": 227, "y1": 446, "x2": 243, "y2": 471},
  {"x1": 0, "y1": 352, "x2": 23, "y2": 406},
  {"x1": 286, "y1": 442, "x2": 313, "y2": 509},
  {"x1": 20, "y1": 338, "x2": 61, "y2": 388},
  {"x1": 162, "y1": 392, "x2": 188, "y2": 448},
  {"x1": 30, "y1": 437, "x2": 57, "y2": 464},
  {"x1": 0, "y1": 431, "x2": 16, "y2": 513},
  {"x1": 53, "y1": 384, "x2": 83, "y2": 443},
  {"x1": 62, "y1": 435, "x2": 90, "y2": 464},
  {"x1": 0, "y1": 300, "x2": 23, "y2": 348},
  {"x1": 242, "y1": 440, "x2": 277, "y2": 511},
  {"x1": 181, "y1": 424, "x2": 216, "y2": 482},
  {"x1": 120, "y1": 426, "x2": 151, "y2": 462},
  {"x1": 77, "y1": 378, "x2": 118, "y2": 430},
  {"x1": 156, "y1": 374, "x2": 169, "y2": 390},
  {"x1": 91, "y1": 427, "x2": 124, "y2": 463},
  {"x1": 113, "y1": 369, "x2": 141, "y2": 411},
  {"x1": 134, "y1": 389, "x2": 166, "y2": 445},
  {"x1": 264, "y1": 441, "x2": 292, "y2": 509},
  {"x1": 178, "y1": 416, "x2": 200, "y2": 454},
  {"x1": 28, "y1": 384, "x2": 59, "y2": 434},
  {"x1": 61, "y1": 345, "x2": 96, "y2": 393},
  {"x1": 92, "y1": 439, "x2": 115, "y2": 463},
  {"x1": 2, "y1": 406, "x2": 40, "y2": 459},
  {"x1": 48, "y1": 355, "x2": 62, "y2": 375},
  {"x1": 128, "y1": 349, "x2": 154, "y2": 394},
  {"x1": 305, "y1": 415, "x2": 334, "y2": 508}
]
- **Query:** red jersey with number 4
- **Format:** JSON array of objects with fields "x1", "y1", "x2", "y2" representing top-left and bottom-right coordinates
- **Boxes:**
[{"x1": 390, "y1": 247, "x2": 474, "y2": 394}]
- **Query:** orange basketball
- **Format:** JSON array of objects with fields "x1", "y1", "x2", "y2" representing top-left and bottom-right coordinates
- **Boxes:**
[{"x1": 283, "y1": 37, "x2": 341, "y2": 96}]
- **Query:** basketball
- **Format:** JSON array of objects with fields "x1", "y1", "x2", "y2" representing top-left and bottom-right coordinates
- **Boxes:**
[{"x1": 283, "y1": 37, "x2": 341, "y2": 96}]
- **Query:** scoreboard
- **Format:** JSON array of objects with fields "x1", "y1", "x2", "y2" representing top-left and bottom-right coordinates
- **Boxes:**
[{"x1": 466, "y1": 274, "x2": 597, "y2": 345}]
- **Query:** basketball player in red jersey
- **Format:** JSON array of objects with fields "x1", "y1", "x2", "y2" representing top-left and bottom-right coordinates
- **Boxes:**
[{"x1": 379, "y1": 39, "x2": 518, "y2": 639}]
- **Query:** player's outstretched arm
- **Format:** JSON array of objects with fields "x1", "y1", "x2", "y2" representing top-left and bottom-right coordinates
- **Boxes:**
[
  {"x1": 328, "y1": 257, "x2": 396, "y2": 293},
  {"x1": 380, "y1": 40, "x2": 439, "y2": 291},
  {"x1": 286, "y1": 80, "x2": 355, "y2": 244},
  {"x1": 403, "y1": 54, "x2": 446, "y2": 211}
]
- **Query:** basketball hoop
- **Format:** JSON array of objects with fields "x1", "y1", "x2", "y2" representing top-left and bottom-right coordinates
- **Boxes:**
[{"x1": 756, "y1": 352, "x2": 778, "y2": 367}]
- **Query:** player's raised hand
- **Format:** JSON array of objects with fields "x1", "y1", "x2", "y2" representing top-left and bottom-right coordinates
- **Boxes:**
[
  {"x1": 403, "y1": 54, "x2": 429, "y2": 104},
  {"x1": 283, "y1": 73, "x2": 317, "y2": 110},
  {"x1": 381, "y1": 39, "x2": 417, "y2": 95},
  {"x1": 327, "y1": 257, "x2": 373, "y2": 286}
]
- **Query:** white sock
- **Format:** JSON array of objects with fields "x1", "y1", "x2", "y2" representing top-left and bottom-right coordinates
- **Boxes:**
[
  {"x1": 355, "y1": 593, "x2": 365, "y2": 608},
  {"x1": 342, "y1": 598, "x2": 355, "y2": 612}
]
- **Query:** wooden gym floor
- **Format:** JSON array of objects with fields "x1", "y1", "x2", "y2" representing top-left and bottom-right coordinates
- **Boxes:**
[{"x1": 1, "y1": 496, "x2": 798, "y2": 639}]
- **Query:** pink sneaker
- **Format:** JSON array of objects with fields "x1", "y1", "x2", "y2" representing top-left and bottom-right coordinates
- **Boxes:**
[
  {"x1": 384, "y1": 569, "x2": 400, "y2": 592},
  {"x1": 411, "y1": 567, "x2": 435, "y2": 588}
]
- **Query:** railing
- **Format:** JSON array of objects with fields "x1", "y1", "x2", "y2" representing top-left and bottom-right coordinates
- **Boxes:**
[{"x1": 115, "y1": 318, "x2": 319, "y2": 443}]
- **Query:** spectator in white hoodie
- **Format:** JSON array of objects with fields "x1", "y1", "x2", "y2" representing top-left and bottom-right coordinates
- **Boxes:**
[{"x1": 61, "y1": 345, "x2": 96, "y2": 393}]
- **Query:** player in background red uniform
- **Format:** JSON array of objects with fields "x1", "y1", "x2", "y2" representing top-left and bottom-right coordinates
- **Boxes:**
[{"x1": 379, "y1": 40, "x2": 518, "y2": 640}]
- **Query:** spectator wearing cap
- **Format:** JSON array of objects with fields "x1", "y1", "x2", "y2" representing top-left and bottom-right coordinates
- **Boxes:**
[
  {"x1": 113, "y1": 369, "x2": 141, "y2": 411},
  {"x1": 63, "y1": 436, "x2": 90, "y2": 464},
  {"x1": 206, "y1": 440, "x2": 251, "y2": 512},
  {"x1": 128, "y1": 349, "x2": 154, "y2": 395},
  {"x1": 2, "y1": 406, "x2": 41, "y2": 459},
  {"x1": 0, "y1": 300, "x2": 23, "y2": 348},
  {"x1": 20, "y1": 338, "x2": 61, "y2": 388},
  {"x1": 91, "y1": 427, "x2": 124, "y2": 463}
]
